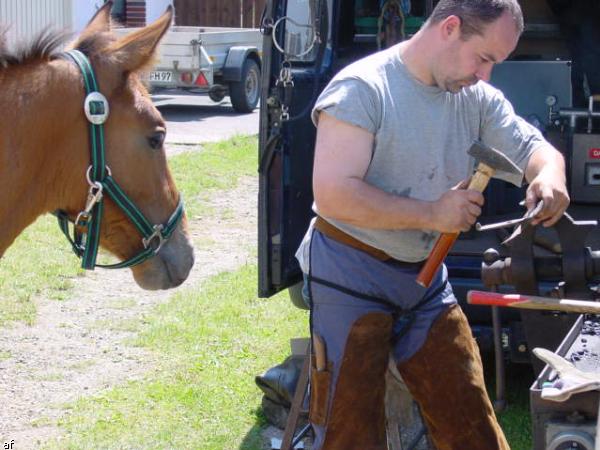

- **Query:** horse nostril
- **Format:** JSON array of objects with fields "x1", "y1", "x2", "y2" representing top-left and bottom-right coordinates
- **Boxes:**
[{"x1": 163, "y1": 252, "x2": 194, "y2": 287}]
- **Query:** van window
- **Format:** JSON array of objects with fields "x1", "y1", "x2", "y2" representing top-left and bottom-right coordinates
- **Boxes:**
[{"x1": 283, "y1": 0, "x2": 328, "y2": 62}]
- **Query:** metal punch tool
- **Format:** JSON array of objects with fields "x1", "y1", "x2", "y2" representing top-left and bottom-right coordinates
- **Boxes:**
[{"x1": 476, "y1": 200, "x2": 545, "y2": 244}]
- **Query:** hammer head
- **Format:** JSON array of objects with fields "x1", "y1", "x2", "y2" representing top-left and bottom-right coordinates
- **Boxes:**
[{"x1": 467, "y1": 141, "x2": 523, "y2": 179}]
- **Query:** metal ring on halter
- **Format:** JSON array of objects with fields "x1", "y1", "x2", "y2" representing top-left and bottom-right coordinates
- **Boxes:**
[
  {"x1": 85, "y1": 165, "x2": 112, "y2": 186},
  {"x1": 142, "y1": 224, "x2": 166, "y2": 255},
  {"x1": 272, "y1": 16, "x2": 319, "y2": 58}
]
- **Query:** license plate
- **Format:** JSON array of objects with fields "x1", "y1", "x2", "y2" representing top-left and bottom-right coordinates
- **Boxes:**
[{"x1": 149, "y1": 71, "x2": 173, "y2": 82}]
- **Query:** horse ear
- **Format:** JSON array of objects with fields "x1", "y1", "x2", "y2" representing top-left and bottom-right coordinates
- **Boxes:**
[
  {"x1": 108, "y1": 6, "x2": 173, "y2": 73},
  {"x1": 77, "y1": 1, "x2": 113, "y2": 40}
]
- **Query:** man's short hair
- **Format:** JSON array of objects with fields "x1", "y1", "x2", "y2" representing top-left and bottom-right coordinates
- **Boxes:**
[{"x1": 427, "y1": 0, "x2": 524, "y2": 39}]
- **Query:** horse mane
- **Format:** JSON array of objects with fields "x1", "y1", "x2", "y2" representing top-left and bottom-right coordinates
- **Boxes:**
[
  {"x1": 0, "y1": 27, "x2": 68, "y2": 69},
  {"x1": 0, "y1": 24, "x2": 125, "y2": 71}
]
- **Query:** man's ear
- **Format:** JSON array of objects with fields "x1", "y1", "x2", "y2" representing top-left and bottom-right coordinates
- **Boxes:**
[
  {"x1": 106, "y1": 6, "x2": 173, "y2": 73},
  {"x1": 441, "y1": 15, "x2": 461, "y2": 40}
]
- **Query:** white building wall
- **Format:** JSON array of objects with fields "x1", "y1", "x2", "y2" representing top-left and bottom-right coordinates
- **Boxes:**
[
  {"x1": 0, "y1": 0, "x2": 166, "y2": 47},
  {"x1": 0, "y1": 0, "x2": 72, "y2": 46}
]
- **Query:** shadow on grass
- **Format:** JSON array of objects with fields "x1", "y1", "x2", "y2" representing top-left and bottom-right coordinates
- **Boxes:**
[{"x1": 239, "y1": 407, "x2": 272, "y2": 450}]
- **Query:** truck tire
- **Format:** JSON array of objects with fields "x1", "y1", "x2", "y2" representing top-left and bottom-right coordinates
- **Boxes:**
[{"x1": 229, "y1": 58, "x2": 260, "y2": 113}]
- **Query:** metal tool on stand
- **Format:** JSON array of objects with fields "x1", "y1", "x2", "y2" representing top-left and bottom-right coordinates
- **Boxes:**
[
  {"x1": 479, "y1": 212, "x2": 598, "y2": 347},
  {"x1": 475, "y1": 200, "x2": 544, "y2": 410},
  {"x1": 470, "y1": 210, "x2": 600, "y2": 448},
  {"x1": 476, "y1": 200, "x2": 544, "y2": 246}
]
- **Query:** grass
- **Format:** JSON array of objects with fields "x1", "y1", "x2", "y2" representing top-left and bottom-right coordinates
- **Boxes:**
[
  {"x1": 0, "y1": 215, "x2": 83, "y2": 325},
  {"x1": 48, "y1": 264, "x2": 307, "y2": 450},
  {"x1": 0, "y1": 135, "x2": 258, "y2": 325},
  {"x1": 168, "y1": 135, "x2": 257, "y2": 220},
  {"x1": 487, "y1": 358, "x2": 535, "y2": 450},
  {"x1": 49, "y1": 268, "x2": 533, "y2": 450}
]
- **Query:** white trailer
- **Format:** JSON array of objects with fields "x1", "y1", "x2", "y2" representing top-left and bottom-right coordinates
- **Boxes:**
[{"x1": 116, "y1": 25, "x2": 262, "y2": 113}]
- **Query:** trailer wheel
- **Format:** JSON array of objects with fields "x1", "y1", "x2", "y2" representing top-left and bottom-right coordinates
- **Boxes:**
[{"x1": 229, "y1": 58, "x2": 260, "y2": 113}]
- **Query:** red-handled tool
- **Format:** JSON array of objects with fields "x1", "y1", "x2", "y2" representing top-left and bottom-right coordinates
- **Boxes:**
[{"x1": 467, "y1": 290, "x2": 600, "y2": 314}]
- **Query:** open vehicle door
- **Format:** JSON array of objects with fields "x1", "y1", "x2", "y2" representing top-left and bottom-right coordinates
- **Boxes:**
[{"x1": 258, "y1": 0, "x2": 330, "y2": 297}]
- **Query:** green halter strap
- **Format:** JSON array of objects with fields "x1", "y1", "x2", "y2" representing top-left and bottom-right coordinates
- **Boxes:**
[{"x1": 55, "y1": 49, "x2": 184, "y2": 270}]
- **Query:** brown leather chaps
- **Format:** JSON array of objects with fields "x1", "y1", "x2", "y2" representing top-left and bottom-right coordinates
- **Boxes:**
[
  {"x1": 311, "y1": 305, "x2": 509, "y2": 450},
  {"x1": 397, "y1": 305, "x2": 510, "y2": 450}
]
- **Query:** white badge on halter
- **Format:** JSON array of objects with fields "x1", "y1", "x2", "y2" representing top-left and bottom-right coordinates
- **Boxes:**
[{"x1": 84, "y1": 92, "x2": 110, "y2": 125}]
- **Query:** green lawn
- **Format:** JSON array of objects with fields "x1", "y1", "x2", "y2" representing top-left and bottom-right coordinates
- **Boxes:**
[
  {"x1": 49, "y1": 270, "x2": 532, "y2": 449},
  {"x1": 168, "y1": 136, "x2": 257, "y2": 220},
  {"x1": 0, "y1": 216, "x2": 83, "y2": 325},
  {"x1": 48, "y1": 265, "x2": 307, "y2": 450},
  {"x1": 489, "y1": 358, "x2": 535, "y2": 450}
]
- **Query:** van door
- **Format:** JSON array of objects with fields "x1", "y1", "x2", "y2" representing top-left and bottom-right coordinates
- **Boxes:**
[{"x1": 258, "y1": 0, "x2": 330, "y2": 297}]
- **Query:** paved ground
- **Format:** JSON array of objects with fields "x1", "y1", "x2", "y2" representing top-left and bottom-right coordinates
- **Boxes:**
[{"x1": 153, "y1": 91, "x2": 260, "y2": 144}]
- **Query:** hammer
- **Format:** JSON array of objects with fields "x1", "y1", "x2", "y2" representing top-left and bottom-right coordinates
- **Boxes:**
[
  {"x1": 467, "y1": 290, "x2": 600, "y2": 315},
  {"x1": 416, "y1": 141, "x2": 523, "y2": 287}
]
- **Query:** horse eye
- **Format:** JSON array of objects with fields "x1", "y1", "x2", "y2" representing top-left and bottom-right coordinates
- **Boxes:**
[{"x1": 148, "y1": 130, "x2": 165, "y2": 150}]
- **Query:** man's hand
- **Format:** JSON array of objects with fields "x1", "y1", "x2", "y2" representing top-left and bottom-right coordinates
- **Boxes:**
[
  {"x1": 524, "y1": 144, "x2": 570, "y2": 227},
  {"x1": 430, "y1": 180, "x2": 485, "y2": 233},
  {"x1": 526, "y1": 166, "x2": 570, "y2": 227}
]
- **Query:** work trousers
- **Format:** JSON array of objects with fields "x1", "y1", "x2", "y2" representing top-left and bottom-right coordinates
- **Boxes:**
[{"x1": 306, "y1": 230, "x2": 509, "y2": 450}]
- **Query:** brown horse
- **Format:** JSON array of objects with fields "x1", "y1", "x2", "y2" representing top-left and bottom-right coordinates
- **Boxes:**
[{"x1": 0, "y1": 3, "x2": 194, "y2": 290}]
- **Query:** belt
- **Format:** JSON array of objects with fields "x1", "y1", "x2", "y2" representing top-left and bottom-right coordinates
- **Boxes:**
[{"x1": 314, "y1": 216, "x2": 424, "y2": 268}]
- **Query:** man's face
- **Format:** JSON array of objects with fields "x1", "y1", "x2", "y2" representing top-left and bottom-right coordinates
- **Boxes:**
[{"x1": 433, "y1": 12, "x2": 520, "y2": 93}]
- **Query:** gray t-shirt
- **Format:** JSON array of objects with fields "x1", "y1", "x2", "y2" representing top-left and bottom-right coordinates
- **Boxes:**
[{"x1": 297, "y1": 44, "x2": 546, "y2": 270}]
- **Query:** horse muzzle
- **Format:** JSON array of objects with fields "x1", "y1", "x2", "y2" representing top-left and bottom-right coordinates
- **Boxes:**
[{"x1": 131, "y1": 222, "x2": 195, "y2": 290}]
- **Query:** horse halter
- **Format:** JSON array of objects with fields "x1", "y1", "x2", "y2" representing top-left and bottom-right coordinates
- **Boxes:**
[{"x1": 55, "y1": 49, "x2": 184, "y2": 270}]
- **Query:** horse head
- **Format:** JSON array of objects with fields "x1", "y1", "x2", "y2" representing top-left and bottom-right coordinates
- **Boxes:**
[
  {"x1": 0, "y1": 3, "x2": 196, "y2": 289},
  {"x1": 58, "y1": 3, "x2": 196, "y2": 289}
]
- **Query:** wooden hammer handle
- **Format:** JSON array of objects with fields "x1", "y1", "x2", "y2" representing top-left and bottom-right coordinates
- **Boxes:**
[
  {"x1": 415, "y1": 233, "x2": 458, "y2": 287},
  {"x1": 416, "y1": 165, "x2": 494, "y2": 288}
]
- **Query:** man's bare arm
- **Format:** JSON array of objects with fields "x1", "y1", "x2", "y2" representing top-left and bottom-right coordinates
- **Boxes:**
[
  {"x1": 524, "y1": 144, "x2": 570, "y2": 226},
  {"x1": 312, "y1": 112, "x2": 484, "y2": 233}
]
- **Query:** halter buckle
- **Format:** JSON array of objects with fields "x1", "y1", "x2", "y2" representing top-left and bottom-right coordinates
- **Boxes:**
[
  {"x1": 142, "y1": 224, "x2": 165, "y2": 255},
  {"x1": 84, "y1": 92, "x2": 110, "y2": 125}
]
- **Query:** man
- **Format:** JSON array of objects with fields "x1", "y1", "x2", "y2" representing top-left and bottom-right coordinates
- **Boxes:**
[{"x1": 296, "y1": 1, "x2": 570, "y2": 449}]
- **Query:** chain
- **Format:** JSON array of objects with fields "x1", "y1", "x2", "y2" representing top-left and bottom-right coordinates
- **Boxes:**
[{"x1": 275, "y1": 60, "x2": 294, "y2": 122}]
